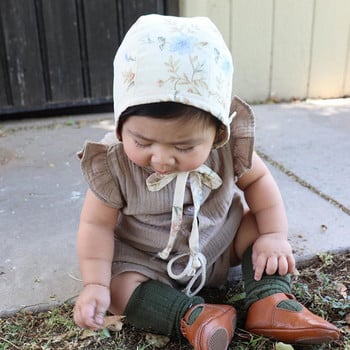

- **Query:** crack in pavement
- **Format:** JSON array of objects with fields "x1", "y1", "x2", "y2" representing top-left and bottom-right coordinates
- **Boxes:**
[{"x1": 257, "y1": 149, "x2": 350, "y2": 216}]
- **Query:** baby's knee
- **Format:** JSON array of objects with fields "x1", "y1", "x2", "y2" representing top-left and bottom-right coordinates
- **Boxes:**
[
  {"x1": 109, "y1": 272, "x2": 149, "y2": 314},
  {"x1": 231, "y1": 211, "x2": 260, "y2": 262}
]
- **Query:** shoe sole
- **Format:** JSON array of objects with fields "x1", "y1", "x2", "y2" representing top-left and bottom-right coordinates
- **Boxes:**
[
  {"x1": 249, "y1": 328, "x2": 338, "y2": 345},
  {"x1": 296, "y1": 336, "x2": 337, "y2": 345},
  {"x1": 207, "y1": 315, "x2": 237, "y2": 350}
]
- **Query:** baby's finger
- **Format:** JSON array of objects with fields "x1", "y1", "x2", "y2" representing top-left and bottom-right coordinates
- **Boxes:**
[
  {"x1": 277, "y1": 256, "x2": 289, "y2": 275},
  {"x1": 94, "y1": 309, "x2": 106, "y2": 327},
  {"x1": 265, "y1": 256, "x2": 278, "y2": 275},
  {"x1": 73, "y1": 305, "x2": 85, "y2": 329},
  {"x1": 78, "y1": 304, "x2": 101, "y2": 329},
  {"x1": 287, "y1": 254, "x2": 296, "y2": 274},
  {"x1": 74, "y1": 304, "x2": 96, "y2": 329},
  {"x1": 253, "y1": 254, "x2": 267, "y2": 281}
]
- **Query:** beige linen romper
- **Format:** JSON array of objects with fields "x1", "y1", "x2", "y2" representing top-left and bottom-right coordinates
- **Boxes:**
[{"x1": 79, "y1": 97, "x2": 255, "y2": 293}]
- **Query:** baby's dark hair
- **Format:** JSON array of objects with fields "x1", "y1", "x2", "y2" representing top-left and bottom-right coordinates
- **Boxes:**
[{"x1": 117, "y1": 102, "x2": 222, "y2": 140}]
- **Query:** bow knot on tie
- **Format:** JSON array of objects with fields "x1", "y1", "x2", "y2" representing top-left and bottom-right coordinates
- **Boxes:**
[{"x1": 146, "y1": 164, "x2": 222, "y2": 296}]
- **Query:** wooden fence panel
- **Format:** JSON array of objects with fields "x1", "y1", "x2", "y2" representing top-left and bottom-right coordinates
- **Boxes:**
[
  {"x1": 180, "y1": 0, "x2": 350, "y2": 102},
  {"x1": 41, "y1": 0, "x2": 84, "y2": 103},
  {"x1": 0, "y1": 62, "x2": 7, "y2": 106},
  {"x1": 0, "y1": 0, "x2": 179, "y2": 116},
  {"x1": 308, "y1": 0, "x2": 350, "y2": 98},
  {"x1": 120, "y1": 0, "x2": 164, "y2": 37},
  {"x1": 230, "y1": 0, "x2": 273, "y2": 102},
  {"x1": 0, "y1": 16, "x2": 8, "y2": 106},
  {"x1": 83, "y1": 0, "x2": 119, "y2": 99},
  {"x1": 271, "y1": 0, "x2": 313, "y2": 100},
  {"x1": 0, "y1": 0, "x2": 46, "y2": 108},
  {"x1": 345, "y1": 54, "x2": 350, "y2": 96}
]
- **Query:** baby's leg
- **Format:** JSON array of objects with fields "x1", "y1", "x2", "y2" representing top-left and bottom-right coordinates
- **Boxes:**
[
  {"x1": 231, "y1": 211, "x2": 339, "y2": 344},
  {"x1": 229, "y1": 210, "x2": 259, "y2": 265},
  {"x1": 109, "y1": 271, "x2": 149, "y2": 314},
  {"x1": 109, "y1": 272, "x2": 236, "y2": 349},
  {"x1": 109, "y1": 272, "x2": 205, "y2": 337}
]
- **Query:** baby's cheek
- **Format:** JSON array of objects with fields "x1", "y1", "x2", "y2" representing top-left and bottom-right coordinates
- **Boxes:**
[
  {"x1": 130, "y1": 154, "x2": 149, "y2": 168},
  {"x1": 123, "y1": 145, "x2": 148, "y2": 167},
  {"x1": 180, "y1": 157, "x2": 205, "y2": 172}
]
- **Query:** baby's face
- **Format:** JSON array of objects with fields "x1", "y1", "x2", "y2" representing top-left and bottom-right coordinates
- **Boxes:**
[{"x1": 121, "y1": 115, "x2": 216, "y2": 174}]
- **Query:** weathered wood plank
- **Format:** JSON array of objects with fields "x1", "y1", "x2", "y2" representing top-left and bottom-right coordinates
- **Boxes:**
[
  {"x1": 0, "y1": 13, "x2": 10, "y2": 106},
  {"x1": 121, "y1": 0, "x2": 164, "y2": 35},
  {"x1": 0, "y1": 60, "x2": 9, "y2": 106},
  {"x1": 83, "y1": 0, "x2": 119, "y2": 99},
  {"x1": 0, "y1": 0, "x2": 179, "y2": 115},
  {"x1": 41, "y1": 0, "x2": 84, "y2": 102},
  {"x1": 0, "y1": 0, "x2": 46, "y2": 107},
  {"x1": 165, "y1": 0, "x2": 179, "y2": 16}
]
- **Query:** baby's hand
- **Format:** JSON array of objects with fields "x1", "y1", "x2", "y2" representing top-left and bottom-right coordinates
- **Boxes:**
[
  {"x1": 252, "y1": 233, "x2": 296, "y2": 281},
  {"x1": 73, "y1": 284, "x2": 110, "y2": 330}
]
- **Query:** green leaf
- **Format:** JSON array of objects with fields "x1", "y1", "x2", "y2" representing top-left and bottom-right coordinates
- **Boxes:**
[
  {"x1": 227, "y1": 292, "x2": 246, "y2": 303},
  {"x1": 99, "y1": 328, "x2": 111, "y2": 339},
  {"x1": 276, "y1": 342, "x2": 294, "y2": 350}
]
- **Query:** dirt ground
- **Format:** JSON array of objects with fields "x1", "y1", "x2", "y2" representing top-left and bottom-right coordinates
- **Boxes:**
[{"x1": 1, "y1": 251, "x2": 349, "y2": 350}]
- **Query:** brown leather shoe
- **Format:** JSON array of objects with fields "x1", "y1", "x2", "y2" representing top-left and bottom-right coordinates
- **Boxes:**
[
  {"x1": 245, "y1": 293, "x2": 340, "y2": 344},
  {"x1": 180, "y1": 303, "x2": 236, "y2": 350}
]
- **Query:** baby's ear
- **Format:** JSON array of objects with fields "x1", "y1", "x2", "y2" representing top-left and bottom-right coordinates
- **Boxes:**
[
  {"x1": 116, "y1": 128, "x2": 123, "y2": 142},
  {"x1": 213, "y1": 125, "x2": 227, "y2": 148}
]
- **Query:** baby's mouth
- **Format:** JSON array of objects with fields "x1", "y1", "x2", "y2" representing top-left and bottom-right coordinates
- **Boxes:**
[{"x1": 155, "y1": 170, "x2": 172, "y2": 175}]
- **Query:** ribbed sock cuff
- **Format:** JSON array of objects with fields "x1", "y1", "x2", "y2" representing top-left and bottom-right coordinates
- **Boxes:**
[
  {"x1": 124, "y1": 280, "x2": 204, "y2": 337},
  {"x1": 242, "y1": 245, "x2": 292, "y2": 309}
]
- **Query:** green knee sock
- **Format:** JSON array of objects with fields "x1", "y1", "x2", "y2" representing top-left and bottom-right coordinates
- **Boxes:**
[
  {"x1": 124, "y1": 280, "x2": 204, "y2": 338},
  {"x1": 242, "y1": 245, "x2": 302, "y2": 311}
]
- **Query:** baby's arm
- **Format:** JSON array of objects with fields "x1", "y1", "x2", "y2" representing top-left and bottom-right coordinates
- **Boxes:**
[
  {"x1": 74, "y1": 189, "x2": 119, "y2": 329},
  {"x1": 237, "y1": 152, "x2": 295, "y2": 280}
]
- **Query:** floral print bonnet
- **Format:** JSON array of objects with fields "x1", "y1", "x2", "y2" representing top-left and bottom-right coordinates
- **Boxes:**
[{"x1": 113, "y1": 14, "x2": 234, "y2": 147}]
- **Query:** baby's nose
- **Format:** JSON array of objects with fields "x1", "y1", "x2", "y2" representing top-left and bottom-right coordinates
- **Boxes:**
[{"x1": 151, "y1": 148, "x2": 175, "y2": 168}]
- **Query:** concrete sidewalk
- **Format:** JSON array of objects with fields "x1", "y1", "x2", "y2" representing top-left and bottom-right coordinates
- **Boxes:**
[{"x1": 1, "y1": 99, "x2": 350, "y2": 316}]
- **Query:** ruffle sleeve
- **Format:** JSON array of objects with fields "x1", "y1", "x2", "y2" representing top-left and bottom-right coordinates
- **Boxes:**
[
  {"x1": 229, "y1": 96, "x2": 255, "y2": 180},
  {"x1": 78, "y1": 142, "x2": 124, "y2": 208}
]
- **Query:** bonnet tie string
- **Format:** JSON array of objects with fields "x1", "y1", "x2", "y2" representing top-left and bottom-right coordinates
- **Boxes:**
[{"x1": 146, "y1": 165, "x2": 222, "y2": 296}]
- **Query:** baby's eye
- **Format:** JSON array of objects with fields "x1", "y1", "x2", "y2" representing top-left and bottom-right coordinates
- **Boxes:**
[
  {"x1": 134, "y1": 140, "x2": 150, "y2": 148},
  {"x1": 175, "y1": 146, "x2": 194, "y2": 153}
]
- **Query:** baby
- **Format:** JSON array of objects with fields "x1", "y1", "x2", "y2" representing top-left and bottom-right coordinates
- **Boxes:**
[{"x1": 73, "y1": 14, "x2": 340, "y2": 350}]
